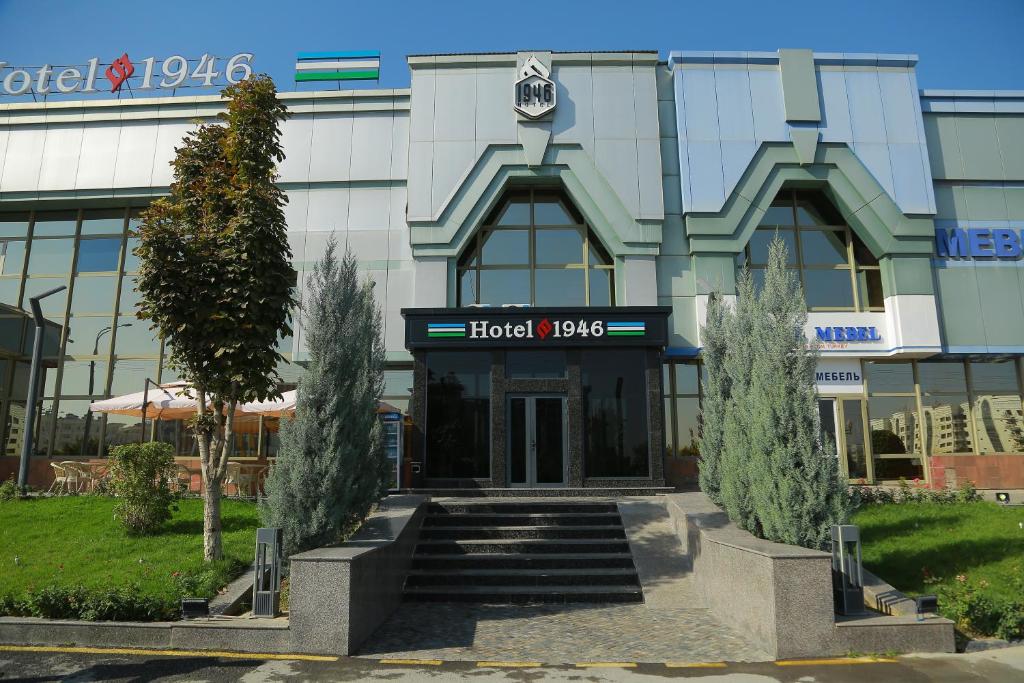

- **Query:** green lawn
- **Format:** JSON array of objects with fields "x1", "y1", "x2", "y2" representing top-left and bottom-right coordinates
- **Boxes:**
[
  {"x1": 0, "y1": 496, "x2": 258, "y2": 608},
  {"x1": 853, "y1": 501, "x2": 1024, "y2": 603}
]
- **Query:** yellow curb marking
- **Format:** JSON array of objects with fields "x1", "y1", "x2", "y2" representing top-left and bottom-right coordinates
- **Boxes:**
[
  {"x1": 477, "y1": 661, "x2": 543, "y2": 668},
  {"x1": 576, "y1": 662, "x2": 638, "y2": 668},
  {"x1": 665, "y1": 661, "x2": 728, "y2": 668},
  {"x1": 0, "y1": 645, "x2": 336, "y2": 662},
  {"x1": 379, "y1": 658, "x2": 444, "y2": 666},
  {"x1": 775, "y1": 656, "x2": 898, "y2": 666}
]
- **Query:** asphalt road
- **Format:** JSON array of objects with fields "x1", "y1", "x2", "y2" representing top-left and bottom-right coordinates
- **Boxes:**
[{"x1": 0, "y1": 646, "x2": 1022, "y2": 682}]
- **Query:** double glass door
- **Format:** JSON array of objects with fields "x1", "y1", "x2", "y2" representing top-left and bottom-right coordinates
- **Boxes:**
[
  {"x1": 817, "y1": 397, "x2": 869, "y2": 480},
  {"x1": 509, "y1": 395, "x2": 567, "y2": 487}
]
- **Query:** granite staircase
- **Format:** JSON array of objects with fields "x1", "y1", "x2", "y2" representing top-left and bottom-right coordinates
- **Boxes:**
[{"x1": 404, "y1": 501, "x2": 643, "y2": 604}]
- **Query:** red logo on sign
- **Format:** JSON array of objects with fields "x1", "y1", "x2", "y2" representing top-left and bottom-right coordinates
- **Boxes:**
[
  {"x1": 105, "y1": 53, "x2": 134, "y2": 93},
  {"x1": 536, "y1": 318, "x2": 553, "y2": 340}
]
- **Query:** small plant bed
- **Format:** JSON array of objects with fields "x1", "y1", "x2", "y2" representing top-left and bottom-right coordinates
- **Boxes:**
[
  {"x1": 853, "y1": 501, "x2": 1024, "y2": 641},
  {"x1": 0, "y1": 496, "x2": 258, "y2": 621}
]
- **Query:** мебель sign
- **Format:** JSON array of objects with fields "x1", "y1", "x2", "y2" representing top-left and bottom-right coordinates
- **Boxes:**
[
  {"x1": 935, "y1": 227, "x2": 1023, "y2": 259},
  {"x1": 0, "y1": 53, "x2": 254, "y2": 96}
]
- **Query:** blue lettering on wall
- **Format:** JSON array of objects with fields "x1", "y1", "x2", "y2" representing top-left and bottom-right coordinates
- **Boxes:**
[
  {"x1": 815, "y1": 326, "x2": 881, "y2": 343},
  {"x1": 935, "y1": 228, "x2": 1024, "y2": 260}
]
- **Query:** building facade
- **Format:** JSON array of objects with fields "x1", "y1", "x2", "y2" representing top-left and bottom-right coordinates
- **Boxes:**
[{"x1": 0, "y1": 49, "x2": 1022, "y2": 490}]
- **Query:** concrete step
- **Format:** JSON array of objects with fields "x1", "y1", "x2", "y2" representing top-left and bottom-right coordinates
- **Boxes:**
[
  {"x1": 411, "y1": 552, "x2": 638, "y2": 570},
  {"x1": 418, "y1": 525, "x2": 626, "y2": 540},
  {"x1": 428, "y1": 502, "x2": 619, "y2": 515},
  {"x1": 414, "y1": 538, "x2": 632, "y2": 555},
  {"x1": 404, "y1": 488, "x2": 673, "y2": 497},
  {"x1": 423, "y1": 512, "x2": 622, "y2": 527},
  {"x1": 406, "y1": 567, "x2": 640, "y2": 587},
  {"x1": 403, "y1": 584, "x2": 644, "y2": 604}
]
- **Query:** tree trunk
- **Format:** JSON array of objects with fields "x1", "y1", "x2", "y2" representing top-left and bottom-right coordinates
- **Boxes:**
[{"x1": 203, "y1": 480, "x2": 223, "y2": 562}]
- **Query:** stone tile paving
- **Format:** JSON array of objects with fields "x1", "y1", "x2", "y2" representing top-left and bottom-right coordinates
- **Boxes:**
[
  {"x1": 358, "y1": 499, "x2": 769, "y2": 664},
  {"x1": 357, "y1": 602, "x2": 770, "y2": 663}
]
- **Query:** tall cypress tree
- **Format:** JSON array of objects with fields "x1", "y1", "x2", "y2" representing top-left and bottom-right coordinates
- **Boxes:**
[
  {"x1": 718, "y1": 267, "x2": 759, "y2": 533},
  {"x1": 745, "y1": 236, "x2": 851, "y2": 548},
  {"x1": 698, "y1": 292, "x2": 729, "y2": 505},
  {"x1": 262, "y1": 237, "x2": 389, "y2": 556}
]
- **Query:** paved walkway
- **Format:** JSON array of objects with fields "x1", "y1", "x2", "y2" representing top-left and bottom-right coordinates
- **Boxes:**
[{"x1": 357, "y1": 498, "x2": 769, "y2": 664}]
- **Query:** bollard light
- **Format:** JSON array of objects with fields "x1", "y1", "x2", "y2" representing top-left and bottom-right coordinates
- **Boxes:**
[
  {"x1": 831, "y1": 524, "x2": 866, "y2": 616},
  {"x1": 252, "y1": 527, "x2": 283, "y2": 618},
  {"x1": 916, "y1": 594, "x2": 938, "y2": 622}
]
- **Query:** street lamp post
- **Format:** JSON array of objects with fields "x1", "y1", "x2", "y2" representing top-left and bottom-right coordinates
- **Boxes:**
[
  {"x1": 81, "y1": 322, "x2": 132, "y2": 456},
  {"x1": 17, "y1": 285, "x2": 67, "y2": 491}
]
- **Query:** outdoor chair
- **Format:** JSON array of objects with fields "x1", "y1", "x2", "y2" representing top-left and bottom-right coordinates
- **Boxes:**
[
  {"x1": 173, "y1": 464, "x2": 193, "y2": 494},
  {"x1": 58, "y1": 461, "x2": 87, "y2": 494},
  {"x1": 82, "y1": 463, "x2": 108, "y2": 493},
  {"x1": 223, "y1": 462, "x2": 242, "y2": 497},
  {"x1": 47, "y1": 462, "x2": 70, "y2": 495}
]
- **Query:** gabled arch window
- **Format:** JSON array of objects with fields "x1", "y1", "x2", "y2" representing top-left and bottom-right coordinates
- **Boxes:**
[
  {"x1": 457, "y1": 188, "x2": 615, "y2": 307},
  {"x1": 739, "y1": 190, "x2": 884, "y2": 312}
]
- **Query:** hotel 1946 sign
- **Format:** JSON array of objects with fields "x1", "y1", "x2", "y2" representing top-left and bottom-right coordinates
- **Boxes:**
[
  {"x1": 0, "y1": 53, "x2": 254, "y2": 96},
  {"x1": 513, "y1": 55, "x2": 556, "y2": 119},
  {"x1": 403, "y1": 307, "x2": 671, "y2": 349}
]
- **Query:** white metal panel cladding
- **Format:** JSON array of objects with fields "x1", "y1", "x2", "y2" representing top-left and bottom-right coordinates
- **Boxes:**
[
  {"x1": 37, "y1": 124, "x2": 84, "y2": 191},
  {"x1": 113, "y1": 121, "x2": 159, "y2": 188},
  {"x1": 0, "y1": 124, "x2": 45, "y2": 192}
]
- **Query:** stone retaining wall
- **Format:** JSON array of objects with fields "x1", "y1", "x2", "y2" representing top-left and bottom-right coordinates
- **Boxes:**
[{"x1": 666, "y1": 492, "x2": 955, "y2": 658}]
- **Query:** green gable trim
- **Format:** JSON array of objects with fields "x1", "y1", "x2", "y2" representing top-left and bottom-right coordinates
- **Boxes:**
[
  {"x1": 779, "y1": 49, "x2": 821, "y2": 123},
  {"x1": 409, "y1": 144, "x2": 662, "y2": 259},
  {"x1": 685, "y1": 142, "x2": 935, "y2": 258}
]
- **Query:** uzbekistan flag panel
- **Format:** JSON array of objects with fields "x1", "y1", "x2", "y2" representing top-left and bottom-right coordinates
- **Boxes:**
[{"x1": 295, "y1": 50, "x2": 380, "y2": 82}]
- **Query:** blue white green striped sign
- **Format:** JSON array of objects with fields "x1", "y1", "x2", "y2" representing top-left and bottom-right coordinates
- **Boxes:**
[
  {"x1": 606, "y1": 321, "x2": 646, "y2": 336},
  {"x1": 427, "y1": 322, "x2": 467, "y2": 338},
  {"x1": 295, "y1": 50, "x2": 380, "y2": 83}
]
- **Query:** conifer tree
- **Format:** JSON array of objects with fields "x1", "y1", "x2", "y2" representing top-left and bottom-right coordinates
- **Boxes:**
[
  {"x1": 262, "y1": 237, "x2": 389, "y2": 556},
  {"x1": 697, "y1": 292, "x2": 729, "y2": 505},
  {"x1": 745, "y1": 237, "x2": 851, "y2": 548},
  {"x1": 718, "y1": 266, "x2": 759, "y2": 533}
]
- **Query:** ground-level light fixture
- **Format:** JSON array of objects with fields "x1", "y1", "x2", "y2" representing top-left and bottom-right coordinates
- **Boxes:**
[
  {"x1": 995, "y1": 492, "x2": 1011, "y2": 505},
  {"x1": 17, "y1": 285, "x2": 67, "y2": 490}
]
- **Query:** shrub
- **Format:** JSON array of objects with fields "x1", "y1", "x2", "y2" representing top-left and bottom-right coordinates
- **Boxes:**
[
  {"x1": 938, "y1": 573, "x2": 1024, "y2": 641},
  {"x1": 853, "y1": 479, "x2": 982, "y2": 507},
  {"x1": 107, "y1": 442, "x2": 178, "y2": 534},
  {"x1": 0, "y1": 476, "x2": 18, "y2": 502},
  {"x1": 0, "y1": 583, "x2": 178, "y2": 621}
]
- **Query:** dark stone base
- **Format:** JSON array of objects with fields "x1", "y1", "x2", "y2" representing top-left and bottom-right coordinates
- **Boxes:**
[{"x1": 398, "y1": 487, "x2": 675, "y2": 497}]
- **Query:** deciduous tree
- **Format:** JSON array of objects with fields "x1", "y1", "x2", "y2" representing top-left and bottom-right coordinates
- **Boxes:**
[{"x1": 135, "y1": 75, "x2": 294, "y2": 561}]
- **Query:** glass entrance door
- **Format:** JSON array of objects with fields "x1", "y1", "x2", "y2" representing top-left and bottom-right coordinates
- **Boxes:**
[{"x1": 509, "y1": 395, "x2": 567, "y2": 487}]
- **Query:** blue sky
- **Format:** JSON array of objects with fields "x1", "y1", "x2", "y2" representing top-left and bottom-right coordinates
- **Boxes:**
[{"x1": 1, "y1": 0, "x2": 1021, "y2": 94}]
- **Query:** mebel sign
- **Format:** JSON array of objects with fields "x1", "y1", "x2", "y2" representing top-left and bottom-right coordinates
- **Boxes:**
[
  {"x1": 815, "y1": 326, "x2": 882, "y2": 343},
  {"x1": 935, "y1": 227, "x2": 1024, "y2": 259},
  {"x1": 0, "y1": 53, "x2": 254, "y2": 96}
]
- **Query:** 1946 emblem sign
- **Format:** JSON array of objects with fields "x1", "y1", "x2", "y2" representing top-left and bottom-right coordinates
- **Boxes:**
[{"x1": 513, "y1": 55, "x2": 556, "y2": 120}]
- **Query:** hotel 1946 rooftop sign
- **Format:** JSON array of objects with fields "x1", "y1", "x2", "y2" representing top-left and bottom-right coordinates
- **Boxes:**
[{"x1": 0, "y1": 52, "x2": 255, "y2": 97}]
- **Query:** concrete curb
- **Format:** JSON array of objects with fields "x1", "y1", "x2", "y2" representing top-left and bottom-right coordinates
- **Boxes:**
[{"x1": 210, "y1": 563, "x2": 255, "y2": 616}]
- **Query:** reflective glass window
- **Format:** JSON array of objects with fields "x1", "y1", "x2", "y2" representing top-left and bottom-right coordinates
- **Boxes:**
[
  {"x1": 856, "y1": 270, "x2": 884, "y2": 309},
  {"x1": 495, "y1": 199, "x2": 530, "y2": 226},
  {"x1": 749, "y1": 229, "x2": 796, "y2": 266},
  {"x1": 969, "y1": 361, "x2": 1020, "y2": 392},
  {"x1": 535, "y1": 230, "x2": 583, "y2": 264},
  {"x1": 759, "y1": 205, "x2": 794, "y2": 226},
  {"x1": 800, "y1": 230, "x2": 848, "y2": 266},
  {"x1": 921, "y1": 393, "x2": 972, "y2": 454},
  {"x1": 588, "y1": 268, "x2": 612, "y2": 307},
  {"x1": 47, "y1": 399, "x2": 102, "y2": 457},
  {"x1": 123, "y1": 238, "x2": 141, "y2": 272},
  {"x1": 480, "y1": 230, "x2": 529, "y2": 265},
  {"x1": 533, "y1": 198, "x2": 575, "y2": 225},
  {"x1": 81, "y1": 210, "x2": 125, "y2": 235},
  {"x1": 0, "y1": 318, "x2": 24, "y2": 358},
  {"x1": 59, "y1": 360, "x2": 110, "y2": 397},
  {"x1": 0, "y1": 214, "x2": 30, "y2": 239},
  {"x1": 582, "y1": 349, "x2": 650, "y2": 477},
  {"x1": 32, "y1": 212, "x2": 78, "y2": 236},
  {"x1": 867, "y1": 396, "x2": 922, "y2": 455},
  {"x1": 64, "y1": 316, "x2": 117, "y2": 356},
  {"x1": 865, "y1": 362, "x2": 914, "y2": 393},
  {"x1": 76, "y1": 238, "x2": 122, "y2": 273},
  {"x1": 973, "y1": 394, "x2": 1024, "y2": 454},
  {"x1": 673, "y1": 397, "x2": 701, "y2": 456},
  {"x1": 108, "y1": 359, "x2": 158, "y2": 396},
  {"x1": 534, "y1": 269, "x2": 586, "y2": 307},
  {"x1": 26, "y1": 238, "x2": 74, "y2": 274},
  {"x1": 1, "y1": 240, "x2": 26, "y2": 276},
  {"x1": 425, "y1": 351, "x2": 491, "y2": 478},
  {"x1": 71, "y1": 276, "x2": 118, "y2": 313},
  {"x1": 104, "y1": 413, "x2": 145, "y2": 454},
  {"x1": 804, "y1": 270, "x2": 855, "y2": 309},
  {"x1": 119, "y1": 277, "x2": 142, "y2": 314},
  {"x1": 21, "y1": 278, "x2": 69, "y2": 315},
  {"x1": 0, "y1": 279, "x2": 21, "y2": 305},
  {"x1": 479, "y1": 270, "x2": 530, "y2": 306},
  {"x1": 919, "y1": 362, "x2": 968, "y2": 393}
]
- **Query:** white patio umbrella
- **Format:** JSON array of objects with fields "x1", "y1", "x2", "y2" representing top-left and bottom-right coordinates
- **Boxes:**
[
  {"x1": 240, "y1": 390, "x2": 297, "y2": 418},
  {"x1": 88, "y1": 381, "x2": 200, "y2": 420}
]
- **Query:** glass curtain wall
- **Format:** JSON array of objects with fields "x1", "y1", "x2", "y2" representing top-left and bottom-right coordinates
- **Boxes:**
[
  {"x1": 582, "y1": 349, "x2": 650, "y2": 478},
  {"x1": 424, "y1": 351, "x2": 491, "y2": 478},
  {"x1": 739, "y1": 189, "x2": 883, "y2": 311},
  {"x1": 663, "y1": 360, "x2": 701, "y2": 458},
  {"x1": 0, "y1": 208, "x2": 297, "y2": 459},
  {"x1": 457, "y1": 188, "x2": 615, "y2": 307}
]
